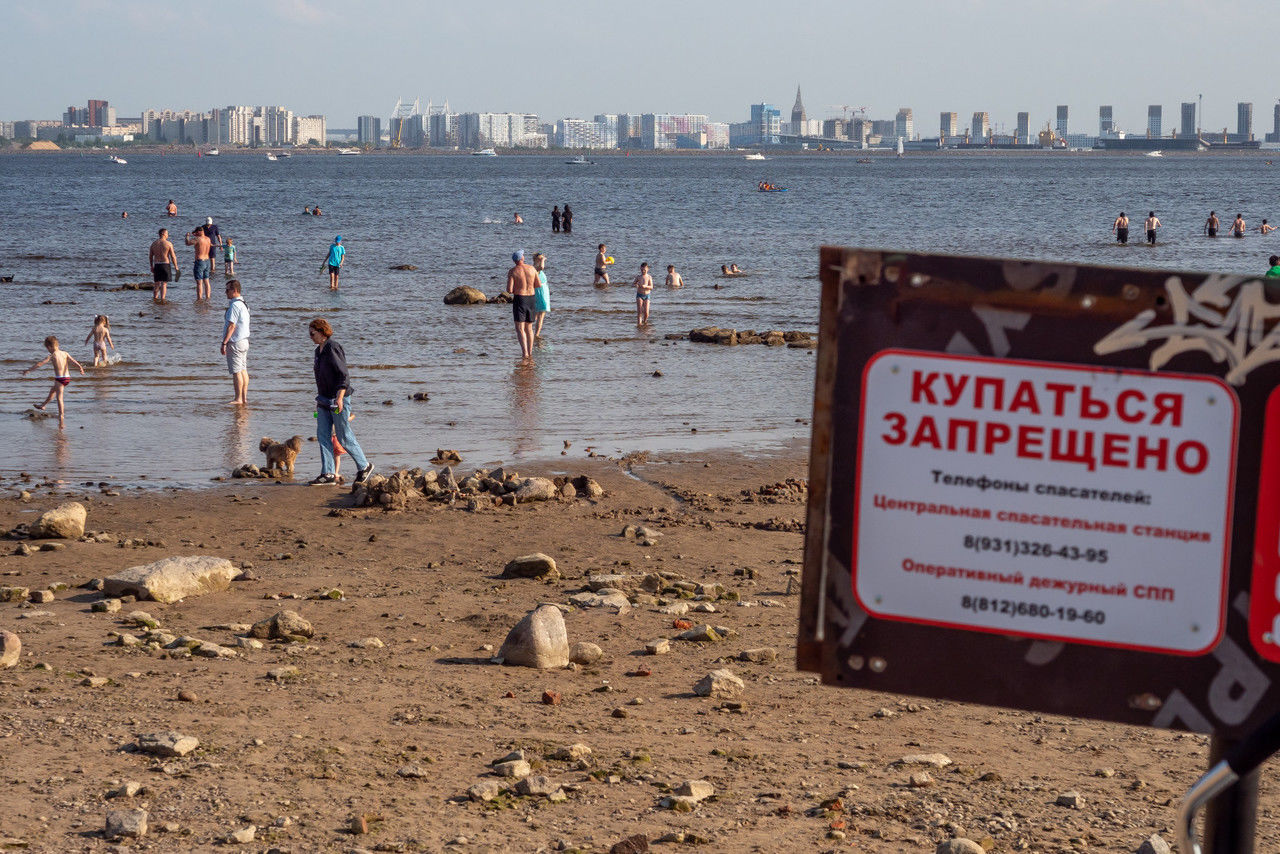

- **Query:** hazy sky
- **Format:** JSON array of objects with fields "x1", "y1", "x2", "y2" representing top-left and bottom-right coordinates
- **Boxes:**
[{"x1": 4, "y1": 0, "x2": 1274, "y2": 134}]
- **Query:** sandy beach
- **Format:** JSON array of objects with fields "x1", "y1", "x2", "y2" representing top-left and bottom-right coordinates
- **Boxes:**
[{"x1": 0, "y1": 448, "x2": 1272, "y2": 853}]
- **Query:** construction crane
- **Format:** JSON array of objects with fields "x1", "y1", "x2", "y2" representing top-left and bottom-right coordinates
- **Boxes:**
[{"x1": 390, "y1": 97, "x2": 420, "y2": 149}]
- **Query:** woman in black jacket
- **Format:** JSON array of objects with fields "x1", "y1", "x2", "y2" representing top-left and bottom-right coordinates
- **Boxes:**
[{"x1": 309, "y1": 317, "x2": 374, "y2": 486}]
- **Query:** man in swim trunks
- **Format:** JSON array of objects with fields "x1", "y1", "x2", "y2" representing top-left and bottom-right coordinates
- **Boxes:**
[
  {"x1": 185, "y1": 224, "x2": 213, "y2": 300},
  {"x1": 551, "y1": 206, "x2": 561, "y2": 233},
  {"x1": 325, "y1": 236, "x2": 345, "y2": 291},
  {"x1": 1205, "y1": 211, "x2": 1219, "y2": 237},
  {"x1": 1233, "y1": 214, "x2": 1247, "y2": 238},
  {"x1": 1144, "y1": 212, "x2": 1161, "y2": 245},
  {"x1": 561, "y1": 204, "x2": 572, "y2": 234},
  {"x1": 506, "y1": 250, "x2": 538, "y2": 361},
  {"x1": 1112, "y1": 212, "x2": 1129, "y2": 244},
  {"x1": 166, "y1": 200, "x2": 177, "y2": 217},
  {"x1": 149, "y1": 228, "x2": 178, "y2": 302},
  {"x1": 594, "y1": 244, "x2": 610, "y2": 286}
]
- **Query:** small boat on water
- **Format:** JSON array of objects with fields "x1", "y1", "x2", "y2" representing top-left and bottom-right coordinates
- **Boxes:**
[
  {"x1": 266, "y1": 153, "x2": 278, "y2": 161},
  {"x1": 337, "y1": 148, "x2": 361, "y2": 156},
  {"x1": 856, "y1": 158, "x2": 872, "y2": 164},
  {"x1": 743, "y1": 152, "x2": 766, "y2": 161},
  {"x1": 277, "y1": 150, "x2": 291, "y2": 158},
  {"x1": 108, "y1": 154, "x2": 126, "y2": 164},
  {"x1": 206, "y1": 148, "x2": 220, "y2": 156},
  {"x1": 1146, "y1": 150, "x2": 1163, "y2": 158},
  {"x1": 565, "y1": 155, "x2": 592, "y2": 165},
  {"x1": 471, "y1": 148, "x2": 498, "y2": 157}
]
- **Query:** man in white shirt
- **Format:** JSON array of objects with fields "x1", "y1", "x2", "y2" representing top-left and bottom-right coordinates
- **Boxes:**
[{"x1": 220, "y1": 279, "x2": 251, "y2": 405}]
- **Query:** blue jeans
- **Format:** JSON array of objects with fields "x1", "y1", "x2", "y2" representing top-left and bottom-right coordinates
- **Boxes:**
[{"x1": 316, "y1": 399, "x2": 368, "y2": 475}]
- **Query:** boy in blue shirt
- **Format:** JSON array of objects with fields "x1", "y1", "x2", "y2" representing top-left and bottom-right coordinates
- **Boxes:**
[{"x1": 324, "y1": 236, "x2": 345, "y2": 291}]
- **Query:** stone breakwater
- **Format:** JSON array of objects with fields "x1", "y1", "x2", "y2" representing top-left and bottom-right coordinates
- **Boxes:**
[{"x1": 351, "y1": 466, "x2": 605, "y2": 510}]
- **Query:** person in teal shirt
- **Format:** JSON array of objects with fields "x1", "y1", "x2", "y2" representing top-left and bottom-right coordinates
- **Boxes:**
[{"x1": 324, "y1": 236, "x2": 345, "y2": 291}]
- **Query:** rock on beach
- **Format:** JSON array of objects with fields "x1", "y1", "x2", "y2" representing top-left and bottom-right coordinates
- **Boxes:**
[
  {"x1": 103, "y1": 556, "x2": 239, "y2": 604},
  {"x1": 497, "y1": 604, "x2": 569, "y2": 669},
  {"x1": 0, "y1": 631, "x2": 20, "y2": 668},
  {"x1": 443, "y1": 286, "x2": 487, "y2": 305},
  {"x1": 30, "y1": 502, "x2": 86, "y2": 539}
]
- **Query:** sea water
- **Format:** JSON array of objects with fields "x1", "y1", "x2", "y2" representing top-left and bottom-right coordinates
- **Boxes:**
[{"x1": 0, "y1": 152, "x2": 1274, "y2": 486}]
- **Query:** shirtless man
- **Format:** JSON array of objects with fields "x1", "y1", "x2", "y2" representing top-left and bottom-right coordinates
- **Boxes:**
[
  {"x1": 1260, "y1": 219, "x2": 1277, "y2": 235},
  {"x1": 149, "y1": 228, "x2": 178, "y2": 302},
  {"x1": 1205, "y1": 211, "x2": 1219, "y2": 237},
  {"x1": 1144, "y1": 212, "x2": 1161, "y2": 246},
  {"x1": 1232, "y1": 214, "x2": 1247, "y2": 238},
  {"x1": 594, "y1": 244, "x2": 610, "y2": 286},
  {"x1": 185, "y1": 225, "x2": 213, "y2": 300},
  {"x1": 665, "y1": 264, "x2": 684, "y2": 288},
  {"x1": 166, "y1": 200, "x2": 177, "y2": 217},
  {"x1": 1112, "y1": 212, "x2": 1129, "y2": 244},
  {"x1": 506, "y1": 250, "x2": 539, "y2": 361}
]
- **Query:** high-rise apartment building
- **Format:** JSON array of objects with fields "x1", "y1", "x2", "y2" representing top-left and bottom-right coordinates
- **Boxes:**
[
  {"x1": 752, "y1": 103, "x2": 782, "y2": 145},
  {"x1": 87, "y1": 99, "x2": 108, "y2": 127},
  {"x1": 1147, "y1": 105, "x2": 1162, "y2": 138},
  {"x1": 1181, "y1": 102, "x2": 1196, "y2": 138},
  {"x1": 894, "y1": 108, "x2": 913, "y2": 140},
  {"x1": 972, "y1": 112, "x2": 990, "y2": 140},
  {"x1": 1099, "y1": 106, "x2": 1114, "y2": 136},
  {"x1": 293, "y1": 115, "x2": 326, "y2": 146},
  {"x1": 640, "y1": 114, "x2": 708, "y2": 149},
  {"x1": 1017, "y1": 112, "x2": 1030, "y2": 142},
  {"x1": 940, "y1": 112, "x2": 958, "y2": 139},
  {"x1": 1239, "y1": 102, "x2": 1253, "y2": 140},
  {"x1": 262, "y1": 106, "x2": 294, "y2": 145},
  {"x1": 1056, "y1": 105, "x2": 1068, "y2": 138},
  {"x1": 1271, "y1": 104, "x2": 1280, "y2": 143},
  {"x1": 556, "y1": 117, "x2": 617, "y2": 149},
  {"x1": 357, "y1": 115, "x2": 381, "y2": 146}
]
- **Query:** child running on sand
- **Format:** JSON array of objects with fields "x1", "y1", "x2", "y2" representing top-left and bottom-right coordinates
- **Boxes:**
[
  {"x1": 23, "y1": 335, "x2": 85, "y2": 419},
  {"x1": 84, "y1": 315, "x2": 115, "y2": 367},
  {"x1": 224, "y1": 237, "x2": 236, "y2": 275},
  {"x1": 633, "y1": 262, "x2": 654, "y2": 327}
]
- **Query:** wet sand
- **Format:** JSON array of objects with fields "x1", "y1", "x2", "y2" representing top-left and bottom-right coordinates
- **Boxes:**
[{"x1": 0, "y1": 449, "x2": 1274, "y2": 852}]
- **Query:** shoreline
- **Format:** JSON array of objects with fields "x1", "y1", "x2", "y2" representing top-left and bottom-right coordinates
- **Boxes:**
[{"x1": 1, "y1": 447, "x2": 1270, "y2": 851}]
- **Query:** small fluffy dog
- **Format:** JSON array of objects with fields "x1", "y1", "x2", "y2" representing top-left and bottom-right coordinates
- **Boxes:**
[{"x1": 259, "y1": 436, "x2": 304, "y2": 474}]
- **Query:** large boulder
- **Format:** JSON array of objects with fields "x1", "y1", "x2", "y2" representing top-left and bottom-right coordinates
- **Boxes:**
[
  {"x1": 501, "y1": 553, "x2": 559, "y2": 580},
  {"x1": 0, "y1": 630, "x2": 20, "y2": 668},
  {"x1": 497, "y1": 604, "x2": 569, "y2": 669},
  {"x1": 444, "y1": 286, "x2": 487, "y2": 305},
  {"x1": 514, "y1": 477, "x2": 558, "y2": 503},
  {"x1": 103, "y1": 556, "x2": 239, "y2": 604},
  {"x1": 30, "y1": 502, "x2": 87, "y2": 539}
]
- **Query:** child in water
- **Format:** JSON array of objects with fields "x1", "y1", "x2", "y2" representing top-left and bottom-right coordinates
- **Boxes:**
[
  {"x1": 633, "y1": 262, "x2": 654, "y2": 327},
  {"x1": 224, "y1": 237, "x2": 236, "y2": 275},
  {"x1": 23, "y1": 335, "x2": 85, "y2": 419},
  {"x1": 84, "y1": 316, "x2": 115, "y2": 367}
]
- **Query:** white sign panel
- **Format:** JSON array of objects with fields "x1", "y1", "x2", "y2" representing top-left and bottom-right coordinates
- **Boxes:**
[{"x1": 855, "y1": 349, "x2": 1238, "y2": 655}]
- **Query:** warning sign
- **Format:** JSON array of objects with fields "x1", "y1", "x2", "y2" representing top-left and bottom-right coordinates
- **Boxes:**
[
  {"x1": 855, "y1": 350, "x2": 1237, "y2": 654},
  {"x1": 797, "y1": 248, "x2": 1280, "y2": 738}
]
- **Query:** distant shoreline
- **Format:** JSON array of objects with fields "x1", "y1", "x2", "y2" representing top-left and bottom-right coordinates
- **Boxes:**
[{"x1": 2, "y1": 145, "x2": 1275, "y2": 158}]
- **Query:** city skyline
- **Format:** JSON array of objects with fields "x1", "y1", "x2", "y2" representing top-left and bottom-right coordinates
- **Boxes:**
[{"x1": 3, "y1": 0, "x2": 1277, "y2": 134}]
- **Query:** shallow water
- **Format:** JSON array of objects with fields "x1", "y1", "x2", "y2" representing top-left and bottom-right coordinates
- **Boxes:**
[{"x1": 0, "y1": 151, "x2": 1273, "y2": 486}]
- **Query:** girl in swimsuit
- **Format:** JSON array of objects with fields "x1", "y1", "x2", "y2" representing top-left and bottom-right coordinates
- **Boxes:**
[{"x1": 85, "y1": 315, "x2": 115, "y2": 367}]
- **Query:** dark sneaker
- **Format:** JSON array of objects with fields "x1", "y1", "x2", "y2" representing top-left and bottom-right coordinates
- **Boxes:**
[
  {"x1": 353, "y1": 463, "x2": 375, "y2": 485},
  {"x1": 309, "y1": 473, "x2": 337, "y2": 486}
]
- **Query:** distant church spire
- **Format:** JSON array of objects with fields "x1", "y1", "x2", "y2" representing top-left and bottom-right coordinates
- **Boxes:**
[{"x1": 791, "y1": 85, "x2": 806, "y2": 125}]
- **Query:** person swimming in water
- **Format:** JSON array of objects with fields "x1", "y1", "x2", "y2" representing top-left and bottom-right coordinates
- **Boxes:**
[
  {"x1": 1205, "y1": 211, "x2": 1219, "y2": 237},
  {"x1": 1232, "y1": 214, "x2": 1246, "y2": 238}
]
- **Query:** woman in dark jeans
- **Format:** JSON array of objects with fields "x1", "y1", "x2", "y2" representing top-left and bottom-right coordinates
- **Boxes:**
[{"x1": 308, "y1": 317, "x2": 374, "y2": 486}]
